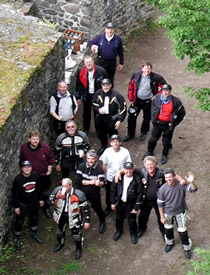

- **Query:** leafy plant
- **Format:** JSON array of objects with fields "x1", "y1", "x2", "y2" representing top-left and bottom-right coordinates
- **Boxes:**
[
  {"x1": 145, "y1": 0, "x2": 210, "y2": 111},
  {"x1": 41, "y1": 17, "x2": 58, "y2": 31},
  {"x1": 187, "y1": 248, "x2": 210, "y2": 275},
  {"x1": 0, "y1": 242, "x2": 15, "y2": 263}
]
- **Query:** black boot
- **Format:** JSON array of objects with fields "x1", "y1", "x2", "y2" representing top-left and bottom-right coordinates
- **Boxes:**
[
  {"x1": 75, "y1": 241, "x2": 82, "y2": 260},
  {"x1": 54, "y1": 236, "x2": 64, "y2": 252},
  {"x1": 14, "y1": 236, "x2": 21, "y2": 250}
]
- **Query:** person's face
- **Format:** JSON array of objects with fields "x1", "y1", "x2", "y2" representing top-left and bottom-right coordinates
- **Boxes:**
[
  {"x1": 162, "y1": 89, "x2": 171, "y2": 98},
  {"x1": 144, "y1": 160, "x2": 156, "y2": 174},
  {"x1": 21, "y1": 166, "x2": 32, "y2": 177},
  {"x1": 86, "y1": 155, "x2": 97, "y2": 167},
  {"x1": 142, "y1": 65, "x2": 152, "y2": 77},
  {"x1": 110, "y1": 139, "x2": 121, "y2": 151},
  {"x1": 66, "y1": 122, "x2": 77, "y2": 136},
  {"x1": 102, "y1": 83, "x2": 112, "y2": 93},
  {"x1": 164, "y1": 173, "x2": 175, "y2": 186},
  {"x1": 84, "y1": 57, "x2": 94, "y2": 71},
  {"x1": 29, "y1": 136, "x2": 40, "y2": 149},
  {"x1": 58, "y1": 83, "x2": 67, "y2": 94},
  {"x1": 124, "y1": 168, "x2": 134, "y2": 178},
  {"x1": 62, "y1": 181, "x2": 71, "y2": 193},
  {"x1": 105, "y1": 27, "x2": 114, "y2": 37}
]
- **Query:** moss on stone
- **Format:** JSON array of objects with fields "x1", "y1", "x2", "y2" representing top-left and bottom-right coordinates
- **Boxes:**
[{"x1": 0, "y1": 35, "x2": 55, "y2": 128}]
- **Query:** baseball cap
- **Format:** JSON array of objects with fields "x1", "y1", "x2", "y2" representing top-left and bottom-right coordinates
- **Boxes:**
[
  {"x1": 162, "y1": 84, "x2": 172, "y2": 91},
  {"x1": 106, "y1": 22, "x2": 114, "y2": 28},
  {"x1": 21, "y1": 160, "x2": 32, "y2": 168},
  {"x1": 110, "y1": 134, "x2": 121, "y2": 141},
  {"x1": 101, "y1": 78, "x2": 111, "y2": 85},
  {"x1": 124, "y1": 162, "x2": 134, "y2": 169}
]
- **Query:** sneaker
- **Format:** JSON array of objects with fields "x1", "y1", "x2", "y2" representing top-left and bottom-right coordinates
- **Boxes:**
[
  {"x1": 142, "y1": 152, "x2": 153, "y2": 160},
  {"x1": 123, "y1": 135, "x2": 134, "y2": 142},
  {"x1": 161, "y1": 155, "x2": 168, "y2": 165},
  {"x1": 31, "y1": 232, "x2": 43, "y2": 244}
]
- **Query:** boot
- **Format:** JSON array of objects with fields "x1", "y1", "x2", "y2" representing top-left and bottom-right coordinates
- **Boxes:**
[
  {"x1": 75, "y1": 241, "x2": 82, "y2": 260},
  {"x1": 14, "y1": 236, "x2": 21, "y2": 250},
  {"x1": 54, "y1": 236, "x2": 64, "y2": 252},
  {"x1": 31, "y1": 232, "x2": 43, "y2": 244}
]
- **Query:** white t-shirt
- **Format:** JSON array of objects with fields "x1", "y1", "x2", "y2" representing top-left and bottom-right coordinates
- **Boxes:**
[
  {"x1": 121, "y1": 175, "x2": 133, "y2": 202},
  {"x1": 99, "y1": 147, "x2": 131, "y2": 181}
]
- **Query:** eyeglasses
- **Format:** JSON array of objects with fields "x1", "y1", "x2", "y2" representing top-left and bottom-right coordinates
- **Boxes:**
[{"x1": 66, "y1": 126, "x2": 75, "y2": 129}]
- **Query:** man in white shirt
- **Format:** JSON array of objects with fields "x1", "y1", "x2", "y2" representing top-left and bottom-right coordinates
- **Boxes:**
[
  {"x1": 110, "y1": 162, "x2": 142, "y2": 244},
  {"x1": 100, "y1": 134, "x2": 131, "y2": 216},
  {"x1": 50, "y1": 81, "x2": 78, "y2": 135}
]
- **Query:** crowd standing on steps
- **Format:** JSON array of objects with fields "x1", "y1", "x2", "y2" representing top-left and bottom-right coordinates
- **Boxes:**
[{"x1": 10, "y1": 21, "x2": 198, "y2": 262}]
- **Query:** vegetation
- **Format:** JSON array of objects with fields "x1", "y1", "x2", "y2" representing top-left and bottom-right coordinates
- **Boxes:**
[
  {"x1": 187, "y1": 248, "x2": 210, "y2": 275},
  {"x1": 145, "y1": 0, "x2": 210, "y2": 111}
]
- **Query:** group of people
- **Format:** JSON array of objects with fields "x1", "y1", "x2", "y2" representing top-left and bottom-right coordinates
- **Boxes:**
[{"x1": 12, "y1": 22, "x2": 197, "y2": 261}]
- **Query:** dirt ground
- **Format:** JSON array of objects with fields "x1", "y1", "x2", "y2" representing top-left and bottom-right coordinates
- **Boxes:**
[{"x1": 2, "y1": 27, "x2": 210, "y2": 275}]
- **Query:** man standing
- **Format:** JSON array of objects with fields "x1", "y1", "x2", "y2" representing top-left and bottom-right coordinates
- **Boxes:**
[
  {"x1": 19, "y1": 130, "x2": 54, "y2": 219},
  {"x1": 75, "y1": 56, "x2": 108, "y2": 135},
  {"x1": 143, "y1": 84, "x2": 186, "y2": 164},
  {"x1": 88, "y1": 22, "x2": 124, "y2": 86},
  {"x1": 49, "y1": 178, "x2": 90, "y2": 259},
  {"x1": 50, "y1": 81, "x2": 78, "y2": 135},
  {"x1": 75, "y1": 150, "x2": 106, "y2": 234},
  {"x1": 55, "y1": 120, "x2": 90, "y2": 178},
  {"x1": 93, "y1": 78, "x2": 127, "y2": 155},
  {"x1": 99, "y1": 134, "x2": 131, "y2": 216},
  {"x1": 111, "y1": 162, "x2": 142, "y2": 244},
  {"x1": 12, "y1": 160, "x2": 44, "y2": 250},
  {"x1": 157, "y1": 168, "x2": 197, "y2": 259},
  {"x1": 123, "y1": 62, "x2": 166, "y2": 142}
]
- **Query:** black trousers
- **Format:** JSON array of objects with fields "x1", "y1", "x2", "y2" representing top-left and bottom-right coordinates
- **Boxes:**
[
  {"x1": 53, "y1": 120, "x2": 67, "y2": 136},
  {"x1": 127, "y1": 98, "x2": 151, "y2": 137},
  {"x1": 86, "y1": 193, "x2": 105, "y2": 223},
  {"x1": 97, "y1": 58, "x2": 116, "y2": 86},
  {"x1": 95, "y1": 115, "x2": 118, "y2": 147},
  {"x1": 105, "y1": 180, "x2": 112, "y2": 208},
  {"x1": 116, "y1": 200, "x2": 137, "y2": 235},
  {"x1": 148, "y1": 121, "x2": 174, "y2": 155},
  {"x1": 14, "y1": 203, "x2": 39, "y2": 234},
  {"x1": 82, "y1": 94, "x2": 94, "y2": 132},
  {"x1": 37, "y1": 175, "x2": 51, "y2": 210},
  {"x1": 138, "y1": 200, "x2": 164, "y2": 234},
  {"x1": 61, "y1": 159, "x2": 84, "y2": 178}
]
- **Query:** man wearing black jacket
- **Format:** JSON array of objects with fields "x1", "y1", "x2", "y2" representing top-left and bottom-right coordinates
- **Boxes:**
[
  {"x1": 12, "y1": 160, "x2": 44, "y2": 250},
  {"x1": 75, "y1": 56, "x2": 108, "y2": 135},
  {"x1": 93, "y1": 78, "x2": 127, "y2": 155},
  {"x1": 143, "y1": 84, "x2": 186, "y2": 164},
  {"x1": 111, "y1": 162, "x2": 142, "y2": 244}
]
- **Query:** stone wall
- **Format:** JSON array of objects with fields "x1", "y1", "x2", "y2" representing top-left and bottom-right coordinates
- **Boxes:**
[
  {"x1": 0, "y1": 4, "x2": 65, "y2": 246},
  {"x1": 35, "y1": 0, "x2": 154, "y2": 40}
]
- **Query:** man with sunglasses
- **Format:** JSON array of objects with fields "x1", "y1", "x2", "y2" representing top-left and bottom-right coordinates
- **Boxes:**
[{"x1": 55, "y1": 120, "x2": 90, "y2": 178}]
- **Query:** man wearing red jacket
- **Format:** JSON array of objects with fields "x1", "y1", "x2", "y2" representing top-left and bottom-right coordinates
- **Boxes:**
[
  {"x1": 123, "y1": 62, "x2": 166, "y2": 142},
  {"x1": 75, "y1": 55, "x2": 108, "y2": 135},
  {"x1": 19, "y1": 130, "x2": 54, "y2": 218}
]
